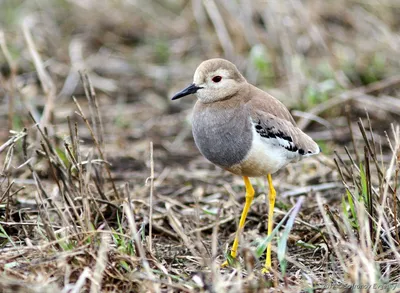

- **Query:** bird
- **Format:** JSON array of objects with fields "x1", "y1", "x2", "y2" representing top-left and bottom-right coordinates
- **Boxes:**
[{"x1": 171, "y1": 58, "x2": 320, "y2": 273}]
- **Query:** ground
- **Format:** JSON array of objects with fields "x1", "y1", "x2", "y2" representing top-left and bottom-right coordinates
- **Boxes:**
[{"x1": 0, "y1": 1, "x2": 400, "y2": 292}]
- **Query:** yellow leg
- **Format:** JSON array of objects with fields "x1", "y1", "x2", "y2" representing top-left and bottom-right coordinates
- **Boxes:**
[
  {"x1": 262, "y1": 173, "x2": 276, "y2": 274},
  {"x1": 221, "y1": 176, "x2": 254, "y2": 267}
]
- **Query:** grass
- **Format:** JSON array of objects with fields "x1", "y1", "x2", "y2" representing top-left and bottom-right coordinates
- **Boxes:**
[{"x1": 1, "y1": 0, "x2": 400, "y2": 292}]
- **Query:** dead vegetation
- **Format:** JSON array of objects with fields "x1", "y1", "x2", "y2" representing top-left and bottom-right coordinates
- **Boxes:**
[{"x1": 0, "y1": 0, "x2": 400, "y2": 292}]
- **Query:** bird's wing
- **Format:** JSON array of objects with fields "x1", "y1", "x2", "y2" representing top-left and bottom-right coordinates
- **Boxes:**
[
  {"x1": 246, "y1": 86, "x2": 319, "y2": 156},
  {"x1": 247, "y1": 85, "x2": 297, "y2": 126}
]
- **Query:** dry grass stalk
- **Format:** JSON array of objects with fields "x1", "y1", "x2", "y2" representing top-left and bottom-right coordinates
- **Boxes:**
[
  {"x1": 89, "y1": 233, "x2": 109, "y2": 293},
  {"x1": 0, "y1": 31, "x2": 17, "y2": 131},
  {"x1": 202, "y1": 0, "x2": 235, "y2": 60},
  {"x1": 123, "y1": 199, "x2": 159, "y2": 293},
  {"x1": 73, "y1": 94, "x2": 119, "y2": 199},
  {"x1": 22, "y1": 18, "x2": 56, "y2": 128},
  {"x1": 147, "y1": 141, "x2": 155, "y2": 254}
]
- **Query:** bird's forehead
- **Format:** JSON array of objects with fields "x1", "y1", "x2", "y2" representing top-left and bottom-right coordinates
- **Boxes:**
[{"x1": 192, "y1": 58, "x2": 245, "y2": 84}]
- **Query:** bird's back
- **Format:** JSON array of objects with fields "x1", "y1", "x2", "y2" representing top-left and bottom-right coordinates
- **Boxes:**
[{"x1": 246, "y1": 84, "x2": 296, "y2": 125}]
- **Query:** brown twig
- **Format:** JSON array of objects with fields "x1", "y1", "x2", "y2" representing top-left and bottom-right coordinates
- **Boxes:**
[{"x1": 298, "y1": 75, "x2": 400, "y2": 130}]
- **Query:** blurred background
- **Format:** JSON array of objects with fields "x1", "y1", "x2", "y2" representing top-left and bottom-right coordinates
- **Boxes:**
[
  {"x1": 1, "y1": 0, "x2": 399, "y2": 155},
  {"x1": 1, "y1": 0, "x2": 400, "y2": 291},
  {"x1": 1, "y1": 0, "x2": 400, "y2": 160}
]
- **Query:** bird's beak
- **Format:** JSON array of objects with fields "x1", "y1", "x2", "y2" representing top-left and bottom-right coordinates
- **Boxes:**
[{"x1": 171, "y1": 83, "x2": 202, "y2": 100}]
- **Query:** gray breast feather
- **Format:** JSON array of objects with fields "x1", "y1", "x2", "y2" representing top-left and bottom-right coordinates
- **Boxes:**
[{"x1": 192, "y1": 105, "x2": 252, "y2": 168}]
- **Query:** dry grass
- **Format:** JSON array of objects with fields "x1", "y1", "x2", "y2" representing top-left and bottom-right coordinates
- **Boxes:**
[{"x1": 0, "y1": 0, "x2": 400, "y2": 292}]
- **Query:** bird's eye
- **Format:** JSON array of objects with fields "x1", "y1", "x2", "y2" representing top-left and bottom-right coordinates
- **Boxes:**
[{"x1": 212, "y1": 76, "x2": 222, "y2": 83}]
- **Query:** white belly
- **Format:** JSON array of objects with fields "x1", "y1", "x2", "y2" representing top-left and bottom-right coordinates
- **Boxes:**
[{"x1": 224, "y1": 125, "x2": 300, "y2": 177}]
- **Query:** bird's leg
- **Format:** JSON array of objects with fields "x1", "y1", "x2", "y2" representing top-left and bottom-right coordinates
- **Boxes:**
[
  {"x1": 221, "y1": 176, "x2": 254, "y2": 267},
  {"x1": 262, "y1": 173, "x2": 276, "y2": 273}
]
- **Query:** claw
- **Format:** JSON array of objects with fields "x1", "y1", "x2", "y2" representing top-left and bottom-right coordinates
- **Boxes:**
[
  {"x1": 220, "y1": 254, "x2": 238, "y2": 268},
  {"x1": 261, "y1": 266, "x2": 270, "y2": 274}
]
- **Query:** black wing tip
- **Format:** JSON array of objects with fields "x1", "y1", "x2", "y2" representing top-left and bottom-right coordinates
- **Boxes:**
[
  {"x1": 254, "y1": 120, "x2": 321, "y2": 156},
  {"x1": 300, "y1": 145, "x2": 321, "y2": 156}
]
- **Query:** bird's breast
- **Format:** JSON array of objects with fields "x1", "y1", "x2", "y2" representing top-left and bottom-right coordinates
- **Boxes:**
[{"x1": 192, "y1": 103, "x2": 252, "y2": 168}]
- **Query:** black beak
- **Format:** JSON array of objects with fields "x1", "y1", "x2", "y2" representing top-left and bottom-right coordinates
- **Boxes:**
[{"x1": 171, "y1": 83, "x2": 202, "y2": 100}]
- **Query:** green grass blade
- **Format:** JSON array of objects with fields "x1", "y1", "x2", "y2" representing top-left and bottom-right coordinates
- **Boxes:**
[
  {"x1": 359, "y1": 162, "x2": 368, "y2": 204},
  {"x1": 346, "y1": 190, "x2": 359, "y2": 230},
  {"x1": 0, "y1": 224, "x2": 16, "y2": 248},
  {"x1": 277, "y1": 197, "x2": 304, "y2": 275},
  {"x1": 256, "y1": 197, "x2": 304, "y2": 258}
]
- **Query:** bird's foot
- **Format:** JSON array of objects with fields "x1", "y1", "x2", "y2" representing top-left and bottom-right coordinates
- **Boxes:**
[
  {"x1": 220, "y1": 260, "x2": 229, "y2": 268},
  {"x1": 220, "y1": 254, "x2": 237, "y2": 268},
  {"x1": 261, "y1": 266, "x2": 270, "y2": 274}
]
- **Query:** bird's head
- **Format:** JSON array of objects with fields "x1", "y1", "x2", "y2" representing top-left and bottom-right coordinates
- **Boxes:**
[{"x1": 172, "y1": 58, "x2": 246, "y2": 103}]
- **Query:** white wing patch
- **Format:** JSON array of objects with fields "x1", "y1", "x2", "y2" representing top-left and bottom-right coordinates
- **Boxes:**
[
  {"x1": 238, "y1": 123, "x2": 299, "y2": 175},
  {"x1": 253, "y1": 120, "x2": 306, "y2": 155}
]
